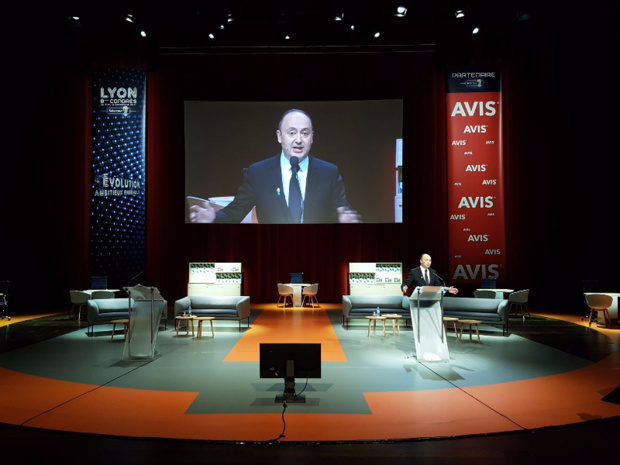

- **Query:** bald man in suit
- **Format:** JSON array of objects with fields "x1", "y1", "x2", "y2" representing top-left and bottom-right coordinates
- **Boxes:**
[
  {"x1": 402, "y1": 253, "x2": 458, "y2": 295},
  {"x1": 189, "y1": 109, "x2": 360, "y2": 224}
]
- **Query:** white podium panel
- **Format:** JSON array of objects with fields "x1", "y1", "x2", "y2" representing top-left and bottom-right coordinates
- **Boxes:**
[
  {"x1": 123, "y1": 285, "x2": 163, "y2": 361},
  {"x1": 409, "y1": 286, "x2": 449, "y2": 363}
]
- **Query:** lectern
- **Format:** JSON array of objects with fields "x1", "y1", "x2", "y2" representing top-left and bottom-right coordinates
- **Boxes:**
[
  {"x1": 409, "y1": 286, "x2": 449, "y2": 362},
  {"x1": 123, "y1": 285, "x2": 164, "y2": 361}
]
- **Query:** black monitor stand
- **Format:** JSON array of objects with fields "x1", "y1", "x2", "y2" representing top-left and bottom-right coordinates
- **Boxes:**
[{"x1": 275, "y1": 360, "x2": 306, "y2": 403}]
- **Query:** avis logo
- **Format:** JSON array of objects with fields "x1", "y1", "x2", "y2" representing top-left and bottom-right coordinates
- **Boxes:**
[
  {"x1": 452, "y1": 140, "x2": 467, "y2": 145},
  {"x1": 458, "y1": 196, "x2": 494, "y2": 208},
  {"x1": 450, "y1": 214, "x2": 466, "y2": 220},
  {"x1": 482, "y1": 179, "x2": 497, "y2": 185},
  {"x1": 451, "y1": 101, "x2": 498, "y2": 117},
  {"x1": 485, "y1": 249, "x2": 501, "y2": 255},
  {"x1": 466, "y1": 164, "x2": 487, "y2": 172},
  {"x1": 463, "y1": 125, "x2": 488, "y2": 133},
  {"x1": 468, "y1": 234, "x2": 489, "y2": 242},
  {"x1": 453, "y1": 264, "x2": 499, "y2": 280}
]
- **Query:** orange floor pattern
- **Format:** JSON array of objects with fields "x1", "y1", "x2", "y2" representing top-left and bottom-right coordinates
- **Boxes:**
[{"x1": 0, "y1": 306, "x2": 619, "y2": 442}]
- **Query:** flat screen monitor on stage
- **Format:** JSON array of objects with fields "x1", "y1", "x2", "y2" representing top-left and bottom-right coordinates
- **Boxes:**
[
  {"x1": 90, "y1": 276, "x2": 108, "y2": 290},
  {"x1": 184, "y1": 100, "x2": 403, "y2": 224},
  {"x1": 259, "y1": 343, "x2": 321, "y2": 379}
]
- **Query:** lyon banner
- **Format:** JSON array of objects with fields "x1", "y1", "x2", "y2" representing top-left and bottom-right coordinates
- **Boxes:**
[
  {"x1": 446, "y1": 67, "x2": 505, "y2": 284},
  {"x1": 90, "y1": 69, "x2": 147, "y2": 288}
]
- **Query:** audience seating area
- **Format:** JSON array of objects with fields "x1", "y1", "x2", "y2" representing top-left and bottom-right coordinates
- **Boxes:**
[
  {"x1": 342, "y1": 294, "x2": 510, "y2": 335},
  {"x1": 174, "y1": 295, "x2": 251, "y2": 330},
  {"x1": 82, "y1": 288, "x2": 510, "y2": 338},
  {"x1": 87, "y1": 298, "x2": 168, "y2": 336},
  {"x1": 342, "y1": 295, "x2": 411, "y2": 328}
]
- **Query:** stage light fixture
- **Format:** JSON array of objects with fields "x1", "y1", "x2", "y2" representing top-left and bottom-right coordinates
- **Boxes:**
[
  {"x1": 285, "y1": 35, "x2": 291, "y2": 40},
  {"x1": 125, "y1": 14, "x2": 135, "y2": 23},
  {"x1": 209, "y1": 33, "x2": 215, "y2": 39},
  {"x1": 334, "y1": 13, "x2": 344, "y2": 21},
  {"x1": 227, "y1": 14, "x2": 234, "y2": 23},
  {"x1": 350, "y1": 25, "x2": 355, "y2": 31},
  {"x1": 455, "y1": 10, "x2": 465, "y2": 18},
  {"x1": 472, "y1": 26, "x2": 480, "y2": 34},
  {"x1": 374, "y1": 31, "x2": 381, "y2": 38},
  {"x1": 140, "y1": 30, "x2": 147, "y2": 38},
  {"x1": 220, "y1": 24, "x2": 225, "y2": 30},
  {"x1": 395, "y1": 6, "x2": 407, "y2": 17}
]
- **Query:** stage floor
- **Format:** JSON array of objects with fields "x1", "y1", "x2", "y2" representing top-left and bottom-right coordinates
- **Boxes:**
[{"x1": 0, "y1": 304, "x2": 619, "y2": 445}]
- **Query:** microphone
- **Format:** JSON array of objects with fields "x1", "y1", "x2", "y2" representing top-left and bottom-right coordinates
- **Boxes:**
[
  {"x1": 290, "y1": 156, "x2": 299, "y2": 171},
  {"x1": 127, "y1": 270, "x2": 144, "y2": 287},
  {"x1": 432, "y1": 270, "x2": 446, "y2": 287}
]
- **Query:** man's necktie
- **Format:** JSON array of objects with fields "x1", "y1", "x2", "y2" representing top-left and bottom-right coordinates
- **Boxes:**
[
  {"x1": 289, "y1": 156, "x2": 302, "y2": 223},
  {"x1": 425, "y1": 269, "x2": 430, "y2": 285}
]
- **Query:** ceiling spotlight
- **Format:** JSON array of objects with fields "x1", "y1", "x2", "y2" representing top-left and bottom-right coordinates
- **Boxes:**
[
  {"x1": 125, "y1": 14, "x2": 135, "y2": 23},
  {"x1": 227, "y1": 14, "x2": 234, "y2": 23},
  {"x1": 350, "y1": 25, "x2": 355, "y2": 31},
  {"x1": 395, "y1": 6, "x2": 407, "y2": 17},
  {"x1": 220, "y1": 24, "x2": 225, "y2": 30},
  {"x1": 209, "y1": 33, "x2": 215, "y2": 39},
  {"x1": 472, "y1": 26, "x2": 480, "y2": 34},
  {"x1": 374, "y1": 31, "x2": 381, "y2": 38},
  {"x1": 455, "y1": 10, "x2": 465, "y2": 19},
  {"x1": 334, "y1": 13, "x2": 344, "y2": 21},
  {"x1": 285, "y1": 35, "x2": 291, "y2": 40},
  {"x1": 140, "y1": 30, "x2": 147, "y2": 38}
]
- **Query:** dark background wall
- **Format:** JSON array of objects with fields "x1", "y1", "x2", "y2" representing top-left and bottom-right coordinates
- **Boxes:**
[{"x1": 1, "y1": 2, "x2": 617, "y2": 314}]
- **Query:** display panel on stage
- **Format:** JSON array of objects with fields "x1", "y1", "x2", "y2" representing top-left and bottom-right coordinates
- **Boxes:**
[
  {"x1": 123, "y1": 285, "x2": 164, "y2": 361},
  {"x1": 348, "y1": 262, "x2": 403, "y2": 296},
  {"x1": 187, "y1": 262, "x2": 242, "y2": 296},
  {"x1": 409, "y1": 286, "x2": 449, "y2": 362}
]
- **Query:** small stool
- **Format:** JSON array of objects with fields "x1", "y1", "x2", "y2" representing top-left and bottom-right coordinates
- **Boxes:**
[
  {"x1": 196, "y1": 317, "x2": 215, "y2": 339},
  {"x1": 365, "y1": 316, "x2": 386, "y2": 337},
  {"x1": 175, "y1": 315, "x2": 196, "y2": 337},
  {"x1": 443, "y1": 317, "x2": 459, "y2": 335},
  {"x1": 458, "y1": 319, "x2": 481, "y2": 342},
  {"x1": 383, "y1": 314, "x2": 402, "y2": 335},
  {"x1": 110, "y1": 319, "x2": 129, "y2": 341}
]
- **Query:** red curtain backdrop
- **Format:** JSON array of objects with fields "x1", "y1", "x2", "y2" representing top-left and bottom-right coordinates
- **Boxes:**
[
  {"x1": 143, "y1": 50, "x2": 449, "y2": 303},
  {"x1": 2, "y1": 43, "x2": 597, "y2": 312}
]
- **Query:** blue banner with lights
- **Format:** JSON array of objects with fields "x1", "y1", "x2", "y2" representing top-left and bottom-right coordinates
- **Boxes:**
[{"x1": 90, "y1": 69, "x2": 147, "y2": 289}]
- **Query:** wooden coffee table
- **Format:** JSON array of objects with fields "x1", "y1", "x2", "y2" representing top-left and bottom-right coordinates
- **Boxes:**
[
  {"x1": 365, "y1": 315, "x2": 386, "y2": 337},
  {"x1": 458, "y1": 319, "x2": 481, "y2": 342},
  {"x1": 382, "y1": 314, "x2": 402, "y2": 335},
  {"x1": 175, "y1": 315, "x2": 196, "y2": 337},
  {"x1": 195, "y1": 317, "x2": 215, "y2": 339},
  {"x1": 443, "y1": 316, "x2": 459, "y2": 335},
  {"x1": 110, "y1": 319, "x2": 129, "y2": 341}
]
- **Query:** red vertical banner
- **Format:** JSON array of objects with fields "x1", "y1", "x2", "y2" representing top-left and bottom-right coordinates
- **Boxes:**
[{"x1": 446, "y1": 68, "x2": 505, "y2": 285}]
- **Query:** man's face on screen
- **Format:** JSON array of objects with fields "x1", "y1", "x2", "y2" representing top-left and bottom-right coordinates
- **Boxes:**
[
  {"x1": 277, "y1": 111, "x2": 314, "y2": 162},
  {"x1": 420, "y1": 254, "x2": 432, "y2": 269}
]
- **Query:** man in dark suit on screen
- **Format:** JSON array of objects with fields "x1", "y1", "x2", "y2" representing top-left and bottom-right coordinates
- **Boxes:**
[
  {"x1": 188, "y1": 109, "x2": 360, "y2": 224},
  {"x1": 401, "y1": 253, "x2": 459, "y2": 295}
]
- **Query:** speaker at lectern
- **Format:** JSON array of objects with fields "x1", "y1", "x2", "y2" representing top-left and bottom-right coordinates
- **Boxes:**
[
  {"x1": 123, "y1": 284, "x2": 165, "y2": 361},
  {"x1": 409, "y1": 286, "x2": 450, "y2": 362}
]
